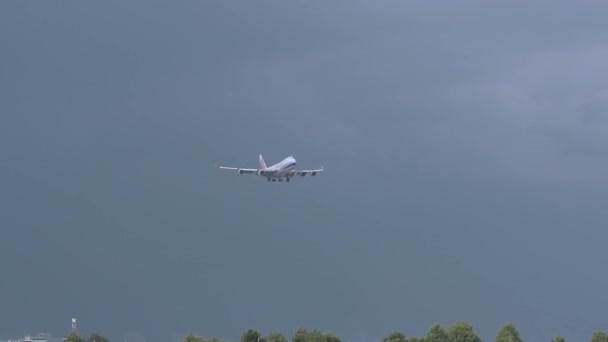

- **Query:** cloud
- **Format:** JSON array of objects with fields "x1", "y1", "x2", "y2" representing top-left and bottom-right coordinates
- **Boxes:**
[
  {"x1": 227, "y1": 1, "x2": 608, "y2": 183},
  {"x1": 441, "y1": 43, "x2": 608, "y2": 182}
]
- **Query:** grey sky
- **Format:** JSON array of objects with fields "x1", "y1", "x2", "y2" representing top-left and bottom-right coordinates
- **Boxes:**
[{"x1": 2, "y1": 1, "x2": 608, "y2": 342}]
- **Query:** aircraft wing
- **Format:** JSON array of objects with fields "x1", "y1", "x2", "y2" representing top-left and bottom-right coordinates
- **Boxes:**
[
  {"x1": 218, "y1": 166, "x2": 259, "y2": 174},
  {"x1": 292, "y1": 167, "x2": 324, "y2": 176},
  {"x1": 218, "y1": 165, "x2": 280, "y2": 176}
]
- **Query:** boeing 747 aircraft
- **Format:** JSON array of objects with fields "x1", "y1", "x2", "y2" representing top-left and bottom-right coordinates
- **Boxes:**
[{"x1": 218, "y1": 155, "x2": 324, "y2": 182}]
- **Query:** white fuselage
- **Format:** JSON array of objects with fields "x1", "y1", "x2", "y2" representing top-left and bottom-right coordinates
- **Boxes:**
[{"x1": 263, "y1": 156, "x2": 297, "y2": 177}]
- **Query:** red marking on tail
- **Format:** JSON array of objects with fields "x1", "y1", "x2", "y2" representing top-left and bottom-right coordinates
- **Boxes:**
[{"x1": 259, "y1": 154, "x2": 267, "y2": 169}]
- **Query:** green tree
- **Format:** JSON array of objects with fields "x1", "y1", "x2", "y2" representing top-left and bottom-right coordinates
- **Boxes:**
[
  {"x1": 408, "y1": 338, "x2": 426, "y2": 342},
  {"x1": 87, "y1": 333, "x2": 109, "y2": 342},
  {"x1": 590, "y1": 331, "x2": 608, "y2": 342},
  {"x1": 446, "y1": 321, "x2": 481, "y2": 342},
  {"x1": 306, "y1": 330, "x2": 324, "y2": 342},
  {"x1": 495, "y1": 323, "x2": 523, "y2": 342},
  {"x1": 266, "y1": 332, "x2": 287, "y2": 342},
  {"x1": 551, "y1": 336, "x2": 565, "y2": 342},
  {"x1": 383, "y1": 332, "x2": 407, "y2": 342},
  {"x1": 292, "y1": 328, "x2": 309, "y2": 342},
  {"x1": 426, "y1": 324, "x2": 447, "y2": 342},
  {"x1": 321, "y1": 332, "x2": 341, "y2": 342},
  {"x1": 242, "y1": 329, "x2": 262, "y2": 342},
  {"x1": 182, "y1": 333, "x2": 206, "y2": 342},
  {"x1": 65, "y1": 332, "x2": 85, "y2": 342}
]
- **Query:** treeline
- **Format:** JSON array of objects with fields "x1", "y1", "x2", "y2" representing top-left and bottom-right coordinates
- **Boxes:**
[
  {"x1": 63, "y1": 322, "x2": 608, "y2": 342},
  {"x1": 65, "y1": 332, "x2": 109, "y2": 342},
  {"x1": 181, "y1": 323, "x2": 607, "y2": 342}
]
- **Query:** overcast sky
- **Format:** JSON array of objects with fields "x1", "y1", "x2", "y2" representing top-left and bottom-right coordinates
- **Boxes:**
[{"x1": 2, "y1": 1, "x2": 608, "y2": 342}]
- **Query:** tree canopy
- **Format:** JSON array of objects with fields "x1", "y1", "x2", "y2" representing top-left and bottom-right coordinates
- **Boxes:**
[
  {"x1": 590, "y1": 331, "x2": 608, "y2": 342},
  {"x1": 64, "y1": 322, "x2": 608, "y2": 342},
  {"x1": 65, "y1": 332, "x2": 109, "y2": 342},
  {"x1": 383, "y1": 332, "x2": 407, "y2": 342},
  {"x1": 494, "y1": 323, "x2": 523, "y2": 342},
  {"x1": 65, "y1": 332, "x2": 85, "y2": 342},
  {"x1": 445, "y1": 321, "x2": 482, "y2": 342},
  {"x1": 266, "y1": 332, "x2": 288, "y2": 342},
  {"x1": 426, "y1": 323, "x2": 447, "y2": 342},
  {"x1": 241, "y1": 329, "x2": 263, "y2": 342}
]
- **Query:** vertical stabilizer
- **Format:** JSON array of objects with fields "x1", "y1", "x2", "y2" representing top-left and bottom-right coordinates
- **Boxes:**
[{"x1": 259, "y1": 154, "x2": 267, "y2": 169}]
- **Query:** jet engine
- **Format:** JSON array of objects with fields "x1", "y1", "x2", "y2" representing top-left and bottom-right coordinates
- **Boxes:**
[
  {"x1": 311, "y1": 171, "x2": 317, "y2": 176},
  {"x1": 238, "y1": 169, "x2": 244, "y2": 175}
]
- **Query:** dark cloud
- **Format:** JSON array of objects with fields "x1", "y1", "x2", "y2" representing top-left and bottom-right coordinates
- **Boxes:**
[{"x1": 2, "y1": 1, "x2": 608, "y2": 342}]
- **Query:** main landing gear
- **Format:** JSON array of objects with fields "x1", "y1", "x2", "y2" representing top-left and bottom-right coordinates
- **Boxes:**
[{"x1": 267, "y1": 177, "x2": 290, "y2": 182}]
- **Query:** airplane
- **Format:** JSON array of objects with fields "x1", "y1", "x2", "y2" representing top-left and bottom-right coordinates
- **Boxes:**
[{"x1": 217, "y1": 155, "x2": 324, "y2": 182}]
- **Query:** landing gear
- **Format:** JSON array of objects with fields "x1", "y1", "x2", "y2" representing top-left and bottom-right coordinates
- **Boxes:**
[{"x1": 267, "y1": 176, "x2": 290, "y2": 182}]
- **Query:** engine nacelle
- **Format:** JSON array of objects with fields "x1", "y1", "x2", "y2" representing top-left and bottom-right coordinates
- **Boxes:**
[
  {"x1": 257, "y1": 170, "x2": 265, "y2": 176},
  {"x1": 311, "y1": 171, "x2": 317, "y2": 176},
  {"x1": 238, "y1": 169, "x2": 244, "y2": 175}
]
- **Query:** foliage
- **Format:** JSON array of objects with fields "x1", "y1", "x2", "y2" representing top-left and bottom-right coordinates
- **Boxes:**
[
  {"x1": 179, "y1": 333, "x2": 232, "y2": 342},
  {"x1": 495, "y1": 323, "x2": 523, "y2": 342},
  {"x1": 426, "y1": 324, "x2": 447, "y2": 342},
  {"x1": 87, "y1": 333, "x2": 109, "y2": 342},
  {"x1": 292, "y1": 327, "x2": 309, "y2": 342},
  {"x1": 320, "y1": 332, "x2": 341, "y2": 342},
  {"x1": 408, "y1": 337, "x2": 425, "y2": 342},
  {"x1": 64, "y1": 322, "x2": 608, "y2": 342},
  {"x1": 382, "y1": 331, "x2": 407, "y2": 342},
  {"x1": 590, "y1": 331, "x2": 608, "y2": 342},
  {"x1": 290, "y1": 327, "x2": 341, "y2": 342},
  {"x1": 182, "y1": 333, "x2": 206, "y2": 342},
  {"x1": 241, "y1": 329, "x2": 263, "y2": 342},
  {"x1": 65, "y1": 332, "x2": 85, "y2": 342},
  {"x1": 445, "y1": 321, "x2": 481, "y2": 342},
  {"x1": 266, "y1": 332, "x2": 287, "y2": 342},
  {"x1": 65, "y1": 333, "x2": 109, "y2": 342},
  {"x1": 305, "y1": 329, "x2": 324, "y2": 342}
]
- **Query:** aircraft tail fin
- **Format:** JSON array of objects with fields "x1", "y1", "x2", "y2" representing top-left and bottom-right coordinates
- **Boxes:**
[{"x1": 259, "y1": 154, "x2": 267, "y2": 169}]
